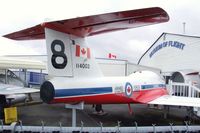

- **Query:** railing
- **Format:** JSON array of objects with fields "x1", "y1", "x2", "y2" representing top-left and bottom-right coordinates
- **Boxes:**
[
  {"x1": 168, "y1": 80, "x2": 200, "y2": 117},
  {"x1": 168, "y1": 80, "x2": 200, "y2": 98},
  {"x1": 1, "y1": 121, "x2": 200, "y2": 133}
]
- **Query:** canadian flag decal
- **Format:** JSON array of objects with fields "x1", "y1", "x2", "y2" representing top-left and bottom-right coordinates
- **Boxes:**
[
  {"x1": 108, "y1": 53, "x2": 117, "y2": 59},
  {"x1": 76, "y1": 45, "x2": 91, "y2": 59}
]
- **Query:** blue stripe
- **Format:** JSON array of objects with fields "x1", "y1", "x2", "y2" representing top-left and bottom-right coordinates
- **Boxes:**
[
  {"x1": 55, "y1": 87, "x2": 112, "y2": 97},
  {"x1": 141, "y1": 84, "x2": 166, "y2": 90}
]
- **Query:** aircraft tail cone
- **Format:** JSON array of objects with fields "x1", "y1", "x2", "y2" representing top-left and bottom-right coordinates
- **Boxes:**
[{"x1": 40, "y1": 81, "x2": 55, "y2": 103}]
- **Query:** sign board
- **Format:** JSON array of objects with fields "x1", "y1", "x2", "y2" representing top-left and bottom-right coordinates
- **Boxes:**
[{"x1": 4, "y1": 107, "x2": 17, "y2": 124}]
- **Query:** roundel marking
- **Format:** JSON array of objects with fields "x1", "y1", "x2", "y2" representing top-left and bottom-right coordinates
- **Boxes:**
[{"x1": 125, "y1": 82, "x2": 133, "y2": 97}]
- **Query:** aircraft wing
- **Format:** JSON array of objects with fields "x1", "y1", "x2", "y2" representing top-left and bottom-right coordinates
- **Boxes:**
[
  {"x1": 0, "y1": 84, "x2": 39, "y2": 95},
  {"x1": 148, "y1": 95, "x2": 200, "y2": 107},
  {"x1": 4, "y1": 7, "x2": 169, "y2": 40}
]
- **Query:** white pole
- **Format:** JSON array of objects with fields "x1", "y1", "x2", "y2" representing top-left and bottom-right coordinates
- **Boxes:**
[
  {"x1": 72, "y1": 108, "x2": 76, "y2": 127},
  {"x1": 183, "y1": 22, "x2": 186, "y2": 34},
  {"x1": 169, "y1": 80, "x2": 173, "y2": 95},
  {"x1": 65, "y1": 102, "x2": 84, "y2": 127},
  {"x1": 189, "y1": 81, "x2": 192, "y2": 97}
]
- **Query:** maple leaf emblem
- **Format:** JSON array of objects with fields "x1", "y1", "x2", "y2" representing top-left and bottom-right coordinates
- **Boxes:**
[
  {"x1": 127, "y1": 87, "x2": 131, "y2": 93},
  {"x1": 81, "y1": 48, "x2": 86, "y2": 55}
]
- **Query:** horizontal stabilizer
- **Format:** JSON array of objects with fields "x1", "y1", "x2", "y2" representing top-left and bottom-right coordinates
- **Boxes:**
[
  {"x1": 4, "y1": 7, "x2": 169, "y2": 40},
  {"x1": 149, "y1": 95, "x2": 200, "y2": 107},
  {"x1": 0, "y1": 84, "x2": 39, "y2": 95}
]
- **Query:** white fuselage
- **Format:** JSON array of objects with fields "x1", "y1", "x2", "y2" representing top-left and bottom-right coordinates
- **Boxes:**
[{"x1": 40, "y1": 71, "x2": 167, "y2": 104}]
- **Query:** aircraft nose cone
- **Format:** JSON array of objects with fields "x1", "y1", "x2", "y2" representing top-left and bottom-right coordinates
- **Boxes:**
[{"x1": 40, "y1": 81, "x2": 55, "y2": 103}]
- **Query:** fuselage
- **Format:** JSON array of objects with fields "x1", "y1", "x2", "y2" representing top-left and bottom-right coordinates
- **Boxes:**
[{"x1": 40, "y1": 71, "x2": 168, "y2": 104}]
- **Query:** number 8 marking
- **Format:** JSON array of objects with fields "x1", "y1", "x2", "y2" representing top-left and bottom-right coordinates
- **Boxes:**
[{"x1": 51, "y1": 40, "x2": 67, "y2": 69}]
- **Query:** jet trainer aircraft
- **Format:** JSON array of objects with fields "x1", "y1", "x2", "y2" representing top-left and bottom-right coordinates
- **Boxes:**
[{"x1": 4, "y1": 7, "x2": 200, "y2": 113}]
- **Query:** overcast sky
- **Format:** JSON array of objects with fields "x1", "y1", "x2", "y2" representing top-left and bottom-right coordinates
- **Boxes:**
[{"x1": 1, "y1": 0, "x2": 200, "y2": 63}]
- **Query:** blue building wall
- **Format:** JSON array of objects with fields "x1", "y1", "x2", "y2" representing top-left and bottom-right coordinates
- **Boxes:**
[{"x1": 14, "y1": 71, "x2": 46, "y2": 86}]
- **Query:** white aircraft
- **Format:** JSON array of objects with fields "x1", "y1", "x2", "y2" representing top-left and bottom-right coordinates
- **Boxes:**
[
  {"x1": 4, "y1": 7, "x2": 200, "y2": 113},
  {"x1": 0, "y1": 39, "x2": 46, "y2": 106}
]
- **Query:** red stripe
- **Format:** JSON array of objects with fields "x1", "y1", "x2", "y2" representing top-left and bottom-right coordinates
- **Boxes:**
[
  {"x1": 76, "y1": 45, "x2": 80, "y2": 57},
  {"x1": 87, "y1": 48, "x2": 91, "y2": 59},
  {"x1": 51, "y1": 88, "x2": 168, "y2": 104}
]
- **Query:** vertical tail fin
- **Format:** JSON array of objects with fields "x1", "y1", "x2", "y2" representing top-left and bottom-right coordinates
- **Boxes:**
[{"x1": 45, "y1": 28, "x2": 103, "y2": 78}]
